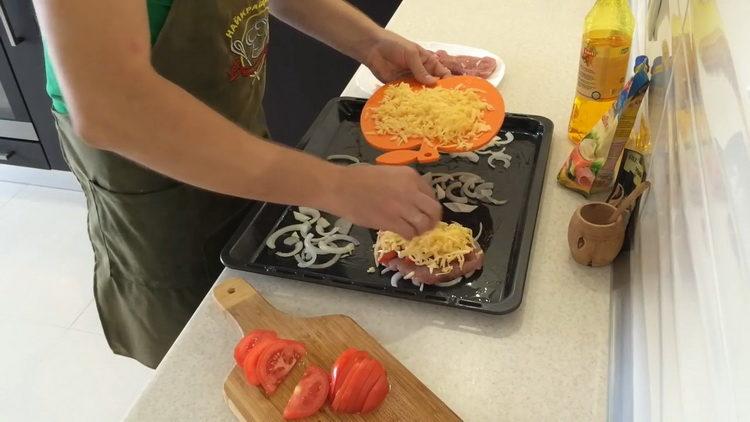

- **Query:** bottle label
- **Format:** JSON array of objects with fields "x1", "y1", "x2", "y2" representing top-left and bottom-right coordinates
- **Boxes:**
[{"x1": 576, "y1": 41, "x2": 630, "y2": 101}]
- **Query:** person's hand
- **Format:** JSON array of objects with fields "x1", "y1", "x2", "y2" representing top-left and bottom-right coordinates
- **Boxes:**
[
  {"x1": 324, "y1": 164, "x2": 442, "y2": 239},
  {"x1": 362, "y1": 30, "x2": 450, "y2": 85}
]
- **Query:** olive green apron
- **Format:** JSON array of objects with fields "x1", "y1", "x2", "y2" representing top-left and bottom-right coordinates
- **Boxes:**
[{"x1": 55, "y1": 0, "x2": 271, "y2": 368}]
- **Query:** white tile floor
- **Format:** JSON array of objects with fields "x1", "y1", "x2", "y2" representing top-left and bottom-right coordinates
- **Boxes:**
[{"x1": 0, "y1": 181, "x2": 153, "y2": 422}]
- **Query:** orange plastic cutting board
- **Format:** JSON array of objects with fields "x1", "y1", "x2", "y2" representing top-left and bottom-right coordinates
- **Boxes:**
[
  {"x1": 360, "y1": 75, "x2": 505, "y2": 165},
  {"x1": 215, "y1": 278, "x2": 461, "y2": 421}
]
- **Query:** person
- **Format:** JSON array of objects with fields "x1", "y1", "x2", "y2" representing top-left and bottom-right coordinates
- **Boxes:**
[{"x1": 35, "y1": 0, "x2": 448, "y2": 368}]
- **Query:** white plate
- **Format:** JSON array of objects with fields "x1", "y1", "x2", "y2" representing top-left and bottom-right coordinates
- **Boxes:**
[{"x1": 354, "y1": 41, "x2": 506, "y2": 97}]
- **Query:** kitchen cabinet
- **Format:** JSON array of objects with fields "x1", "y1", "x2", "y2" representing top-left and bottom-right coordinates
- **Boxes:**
[{"x1": 0, "y1": 1, "x2": 64, "y2": 170}]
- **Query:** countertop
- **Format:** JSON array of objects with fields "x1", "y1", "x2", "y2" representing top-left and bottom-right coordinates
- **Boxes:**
[{"x1": 126, "y1": 1, "x2": 612, "y2": 421}]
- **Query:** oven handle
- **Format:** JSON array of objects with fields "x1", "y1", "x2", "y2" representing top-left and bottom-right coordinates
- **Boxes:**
[{"x1": 0, "y1": 1, "x2": 22, "y2": 47}]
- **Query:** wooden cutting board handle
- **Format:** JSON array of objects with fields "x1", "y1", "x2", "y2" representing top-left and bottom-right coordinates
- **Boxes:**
[
  {"x1": 215, "y1": 278, "x2": 288, "y2": 322},
  {"x1": 213, "y1": 278, "x2": 461, "y2": 421}
]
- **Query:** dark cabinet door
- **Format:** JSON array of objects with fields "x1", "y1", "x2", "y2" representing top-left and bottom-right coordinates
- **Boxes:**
[{"x1": 0, "y1": 0, "x2": 63, "y2": 169}]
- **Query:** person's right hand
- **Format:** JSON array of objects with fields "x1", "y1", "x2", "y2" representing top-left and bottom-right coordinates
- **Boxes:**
[{"x1": 324, "y1": 164, "x2": 442, "y2": 239}]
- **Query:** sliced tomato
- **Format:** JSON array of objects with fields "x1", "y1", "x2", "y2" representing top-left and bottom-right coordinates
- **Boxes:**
[
  {"x1": 242, "y1": 336, "x2": 279, "y2": 386},
  {"x1": 257, "y1": 339, "x2": 306, "y2": 395},
  {"x1": 234, "y1": 329, "x2": 276, "y2": 367},
  {"x1": 350, "y1": 359, "x2": 385, "y2": 413},
  {"x1": 377, "y1": 251, "x2": 397, "y2": 264},
  {"x1": 283, "y1": 365, "x2": 329, "y2": 420},
  {"x1": 361, "y1": 373, "x2": 390, "y2": 414},
  {"x1": 331, "y1": 358, "x2": 371, "y2": 413},
  {"x1": 330, "y1": 349, "x2": 370, "y2": 401}
]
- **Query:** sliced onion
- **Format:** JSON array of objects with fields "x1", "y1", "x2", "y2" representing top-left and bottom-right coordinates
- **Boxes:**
[
  {"x1": 305, "y1": 254, "x2": 342, "y2": 269},
  {"x1": 476, "y1": 136, "x2": 501, "y2": 154},
  {"x1": 298, "y1": 207, "x2": 321, "y2": 224},
  {"x1": 403, "y1": 271, "x2": 415, "y2": 280},
  {"x1": 435, "y1": 277, "x2": 463, "y2": 287},
  {"x1": 499, "y1": 132, "x2": 515, "y2": 144},
  {"x1": 435, "y1": 185, "x2": 446, "y2": 200},
  {"x1": 266, "y1": 223, "x2": 309, "y2": 249},
  {"x1": 480, "y1": 195, "x2": 508, "y2": 205},
  {"x1": 315, "y1": 218, "x2": 338, "y2": 236},
  {"x1": 302, "y1": 233, "x2": 324, "y2": 255},
  {"x1": 381, "y1": 267, "x2": 392, "y2": 275},
  {"x1": 444, "y1": 202, "x2": 478, "y2": 213},
  {"x1": 461, "y1": 179, "x2": 479, "y2": 198},
  {"x1": 295, "y1": 245, "x2": 317, "y2": 268},
  {"x1": 333, "y1": 218, "x2": 352, "y2": 235},
  {"x1": 488, "y1": 149, "x2": 512, "y2": 169},
  {"x1": 431, "y1": 175, "x2": 452, "y2": 185},
  {"x1": 390, "y1": 272, "x2": 403, "y2": 287},
  {"x1": 316, "y1": 225, "x2": 338, "y2": 236},
  {"x1": 318, "y1": 241, "x2": 355, "y2": 254},
  {"x1": 276, "y1": 242, "x2": 303, "y2": 258},
  {"x1": 474, "y1": 222, "x2": 483, "y2": 241},
  {"x1": 293, "y1": 211, "x2": 311, "y2": 222},
  {"x1": 445, "y1": 182, "x2": 467, "y2": 204},
  {"x1": 449, "y1": 151, "x2": 480, "y2": 163},
  {"x1": 326, "y1": 234, "x2": 360, "y2": 246},
  {"x1": 327, "y1": 154, "x2": 360, "y2": 164},
  {"x1": 453, "y1": 172, "x2": 482, "y2": 182},
  {"x1": 283, "y1": 236, "x2": 300, "y2": 246}
]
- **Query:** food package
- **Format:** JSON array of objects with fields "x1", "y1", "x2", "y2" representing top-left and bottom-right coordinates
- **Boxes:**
[{"x1": 558, "y1": 56, "x2": 650, "y2": 196}]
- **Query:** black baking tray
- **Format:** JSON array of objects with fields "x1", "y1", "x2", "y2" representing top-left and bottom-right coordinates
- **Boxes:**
[{"x1": 221, "y1": 97, "x2": 552, "y2": 314}]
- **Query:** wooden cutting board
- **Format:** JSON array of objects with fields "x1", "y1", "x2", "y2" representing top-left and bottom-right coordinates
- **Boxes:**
[{"x1": 214, "y1": 278, "x2": 461, "y2": 421}]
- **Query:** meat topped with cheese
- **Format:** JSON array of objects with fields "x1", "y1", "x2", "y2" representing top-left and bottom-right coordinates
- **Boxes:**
[
  {"x1": 374, "y1": 222, "x2": 484, "y2": 285},
  {"x1": 385, "y1": 249, "x2": 484, "y2": 285}
]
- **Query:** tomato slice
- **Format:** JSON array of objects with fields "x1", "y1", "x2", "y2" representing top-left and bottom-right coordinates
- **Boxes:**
[
  {"x1": 350, "y1": 359, "x2": 385, "y2": 413},
  {"x1": 330, "y1": 349, "x2": 370, "y2": 402},
  {"x1": 377, "y1": 251, "x2": 397, "y2": 264},
  {"x1": 257, "y1": 339, "x2": 306, "y2": 394},
  {"x1": 234, "y1": 329, "x2": 276, "y2": 367},
  {"x1": 331, "y1": 358, "x2": 370, "y2": 413},
  {"x1": 282, "y1": 365, "x2": 330, "y2": 420},
  {"x1": 361, "y1": 373, "x2": 390, "y2": 414},
  {"x1": 242, "y1": 336, "x2": 279, "y2": 386}
]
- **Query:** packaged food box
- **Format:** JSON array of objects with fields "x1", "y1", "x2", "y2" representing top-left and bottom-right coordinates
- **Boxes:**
[{"x1": 558, "y1": 56, "x2": 650, "y2": 196}]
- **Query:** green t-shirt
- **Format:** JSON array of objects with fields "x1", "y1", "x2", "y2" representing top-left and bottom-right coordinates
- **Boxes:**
[{"x1": 44, "y1": 0, "x2": 173, "y2": 113}]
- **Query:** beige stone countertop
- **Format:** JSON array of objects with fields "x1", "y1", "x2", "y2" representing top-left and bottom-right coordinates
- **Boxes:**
[{"x1": 126, "y1": 1, "x2": 611, "y2": 421}]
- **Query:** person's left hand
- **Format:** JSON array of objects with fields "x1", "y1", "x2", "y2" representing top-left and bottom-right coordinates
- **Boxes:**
[{"x1": 362, "y1": 30, "x2": 450, "y2": 85}]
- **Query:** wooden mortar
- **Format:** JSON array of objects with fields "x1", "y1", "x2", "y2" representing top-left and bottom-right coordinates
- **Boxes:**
[{"x1": 568, "y1": 202, "x2": 626, "y2": 267}]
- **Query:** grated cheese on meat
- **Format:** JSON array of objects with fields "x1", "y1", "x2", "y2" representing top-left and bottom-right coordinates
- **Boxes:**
[
  {"x1": 368, "y1": 82, "x2": 493, "y2": 150},
  {"x1": 374, "y1": 222, "x2": 476, "y2": 274}
]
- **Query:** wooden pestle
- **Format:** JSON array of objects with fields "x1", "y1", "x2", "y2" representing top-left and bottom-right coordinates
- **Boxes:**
[{"x1": 607, "y1": 181, "x2": 651, "y2": 224}]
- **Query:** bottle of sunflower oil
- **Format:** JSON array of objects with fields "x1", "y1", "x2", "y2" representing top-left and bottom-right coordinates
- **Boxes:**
[{"x1": 568, "y1": 0, "x2": 635, "y2": 143}]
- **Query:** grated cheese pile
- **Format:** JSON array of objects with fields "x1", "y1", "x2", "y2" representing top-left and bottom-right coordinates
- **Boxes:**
[
  {"x1": 374, "y1": 222, "x2": 476, "y2": 274},
  {"x1": 368, "y1": 82, "x2": 493, "y2": 150}
]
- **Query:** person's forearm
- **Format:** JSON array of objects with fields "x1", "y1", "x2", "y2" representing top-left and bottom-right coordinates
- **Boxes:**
[
  {"x1": 79, "y1": 70, "x2": 340, "y2": 209},
  {"x1": 269, "y1": 0, "x2": 384, "y2": 63}
]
